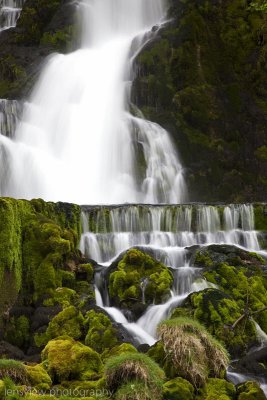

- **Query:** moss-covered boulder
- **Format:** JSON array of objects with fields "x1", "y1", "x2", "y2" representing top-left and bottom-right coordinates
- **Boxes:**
[
  {"x1": 163, "y1": 377, "x2": 195, "y2": 400},
  {"x1": 41, "y1": 336, "x2": 102, "y2": 383},
  {"x1": 26, "y1": 364, "x2": 52, "y2": 391},
  {"x1": 196, "y1": 378, "x2": 236, "y2": 400},
  {"x1": 104, "y1": 352, "x2": 165, "y2": 397},
  {"x1": 115, "y1": 382, "x2": 156, "y2": 400},
  {"x1": 186, "y1": 288, "x2": 257, "y2": 356},
  {"x1": 35, "y1": 306, "x2": 84, "y2": 347},
  {"x1": 237, "y1": 381, "x2": 266, "y2": 400},
  {"x1": 108, "y1": 248, "x2": 173, "y2": 318},
  {"x1": 84, "y1": 310, "x2": 118, "y2": 354},
  {"x1": 152, "y1": 317, "x2": 229, "y2": 387},
  {"x1": 101, "y1": 343, "x2": 137, "y2": 363}
]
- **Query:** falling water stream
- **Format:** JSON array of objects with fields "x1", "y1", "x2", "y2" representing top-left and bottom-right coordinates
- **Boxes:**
[{"x1": 0, "y1": 0, "x2": 186, "y2": 204}]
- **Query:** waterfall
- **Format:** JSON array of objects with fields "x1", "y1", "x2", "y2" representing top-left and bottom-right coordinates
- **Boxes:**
[
  {"x1": 0, "y1": 0, "x2": 186, "y2": 204},
  {"x1": 82, "y1": 204, "x2": 264, "y2": 345},
  {"x1": 0, "y1": 0, "x2": 23, "y2": 32}
]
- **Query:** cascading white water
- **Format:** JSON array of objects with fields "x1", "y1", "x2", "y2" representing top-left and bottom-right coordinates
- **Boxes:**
[
  {"x1": 0, "y1": 0, "x2": 23, "y2": 32},
  {"x1": 82, "y1": 204, "x2": 265, "y2": 345},
  {"x1": 0, "y1": 0, "x2": 186, "y2": 204}
]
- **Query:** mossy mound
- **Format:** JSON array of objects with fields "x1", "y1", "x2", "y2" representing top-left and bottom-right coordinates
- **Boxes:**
[
  {"x1": 108, "y1": 248, "x2": 173, "y2": 317},
  {"x1": 35, "y1": 306, "x2": 84, "y2": 347},
  {"x1": 42, "y1": 336, "x2": 102, "y2": 383},
  {"x1": 101, "y1": 343, "x2": 137, "y2": 363},
  {"x1": 26, "y1": 364, "x2": 52, "y2": 391},
  {"x1": 104, "y1": 352, "x2": 165, "y2": 397},
  {"x1": 115, "y1": 382, "x2": 156, "y2": 400},
  {"x1": 186, "y1": 288, "x2": 257, "y2": 356},
  {"x1": 237, "y1": 381, "x2": 266, "y2": 400},
  {"x1": 196, "y1": 378, "x2": 236, "y2": 400},
  {"x1": 163, "y1": 377, "x2": 195, "y2": 400},
  {"x1": 84, "y1": 310, "x2": 118, "y2": 354},
  {"x1": 157, "y1": 317, "x2": 229, "y2": 387}
]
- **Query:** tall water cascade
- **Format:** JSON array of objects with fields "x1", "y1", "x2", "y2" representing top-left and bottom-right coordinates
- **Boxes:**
[{"x1": 0, "y1": 0, "x2": 186, "y2": 204}]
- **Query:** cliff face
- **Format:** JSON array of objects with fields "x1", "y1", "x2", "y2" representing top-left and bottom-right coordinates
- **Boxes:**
[
  {"x1": 132, "y1": 0, "x2": 267, "y2": 202},
  {"x1": 0, "y1": 0, "x2": 80, "y2": 99}
]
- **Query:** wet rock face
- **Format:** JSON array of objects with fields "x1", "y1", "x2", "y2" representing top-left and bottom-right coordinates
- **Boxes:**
[
  {"x1": 132, "y1": 0, "x2": 267, "y2": 202},
  {"x1": 0, "y1": 0, "x2": 79, "y2": 99}
]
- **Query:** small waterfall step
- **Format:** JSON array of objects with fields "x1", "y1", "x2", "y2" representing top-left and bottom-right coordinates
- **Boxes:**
[
  {"x1": 81, "y1": 203, "x2": 263, "y2": 265},
  {"x1": 0, "y1": 0, "x2": 24, "y2": 32}
]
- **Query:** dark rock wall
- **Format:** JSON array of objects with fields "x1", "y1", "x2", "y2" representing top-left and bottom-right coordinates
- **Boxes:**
[
  {"x1": 0, "y1": 0, "x2": 80, "y2": 99},
  {"x1": 132, "y1": 0, "x2": 267, "y2": 202}
]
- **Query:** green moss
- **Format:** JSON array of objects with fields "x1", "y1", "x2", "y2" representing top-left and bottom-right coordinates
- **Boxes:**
[
  {"x1": 115, "y1": 382, "x2": 156, "y2": 400},
  {"x1": 26, "y1": 364, "x2": 52, "y2": 391},
  {"x1": 42, "y1": 336, "x2": 102, "y2": 383},
  {"x1": 105, "y1": 352, "x2": 165, "y2": 395},
  {"x1": 43, "y1": 287, "x2": 78, "y2": 307},
  {"x1": 237, "y1": 381, "x2": 266, "y2": 399},
  {"x1": 40, "y1": 27, "x2": 74, "y2": 52},
  {"x1": 35, "y1": 306, "x2": 84, "y2": 347},
  {"x1": 195, "y1": 251, "x2": 213, "y2": 268},
  {"x1": 188, "y1": 288, "x2": 257, "y2": 356},
  {"x1": 254, "y1": 205, "x2": 267, "y2": 231},
  {"x1": 197, "y1": 378, "x2": 236, "y2": 400},
  {"x1": 4, "y1": 315, "x2": 30, "y2": 348},
  {"x1": 84, "y1": 310, "x2": 118, "y2": 353},
  {"x1": 101, "y1": 343, "x2": 137, "y2": 363},
  {"x1": 109, "y1": 248, "x2": 173, "y2": 309},
  {"x1": 163, "y1": 377, "x2": 195, "y2": 400}
]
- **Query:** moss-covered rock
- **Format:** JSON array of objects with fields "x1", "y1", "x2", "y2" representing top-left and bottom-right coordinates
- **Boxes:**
[
  {"x1": 101, "y1": 343, "x2": 137, "y2": 363},
  {"x1": 196, "y1": 378, "x2": 236, "y2": 400},
  {"x1": 35, "y1": 306, "x2": 84, "y2": 347},
  {"x1": 4, "y1": 315, "x2": 30, "y2": 349},
  {"x1": 163, "y1": 377, "x2": 195, "y2": 400},
  {"x1": 0, "y1": 198, "x2": 81, "y2": 318},
  {"x1": 193, "y1": 245, "x2": 267, "y2": 338},
  {"x1": 42, "y1": 336, "x2": 102, "y2": 383},
  {"x1": 187, "y1": 288, "x2": 257, "y2": 356},
  {"x1": 108, "y1": 248, "x2": 173, "y2": 317},
  {"x1": 26, "y1": 364, "x2": 52, "y2": 391},
  {"x1": 115, "y1": 382, "x2": 156, "y2": 400},
  {"x1": 84, "y1": 310, "x2": 118, "y2": 354},
  {"x1": 237, "y1": 381, "x2": 266, "y2": 400}
]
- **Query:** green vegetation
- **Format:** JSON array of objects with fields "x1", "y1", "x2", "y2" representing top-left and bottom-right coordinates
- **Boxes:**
[
  {"x1": 105, "y1": 352, "x2": 165, "y2": 397},
  {"x1": 84, "y1": 310, "x2": 118, "y2": 353},
  {"x1": 196, "y1": 378, "x2": 236, "y2": 400},
  {"x1": 163, "y1": 377, "x2": 195, "y2": 400},
  {"x1": 108, "y1": 248, "x2": 173, "y2": 311},
  {"x1": 0, "y1": 359, "x2": 27, "y2": 384},
  {"x1": 237, "y1": 381, "x2": 266, "y2": 399},
  {"x1": 42, "y1": 336, "x2": 102, "y2": 383},
  {"x1": 156, "y1": 317, "x2": 229, "y2": 387}
]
